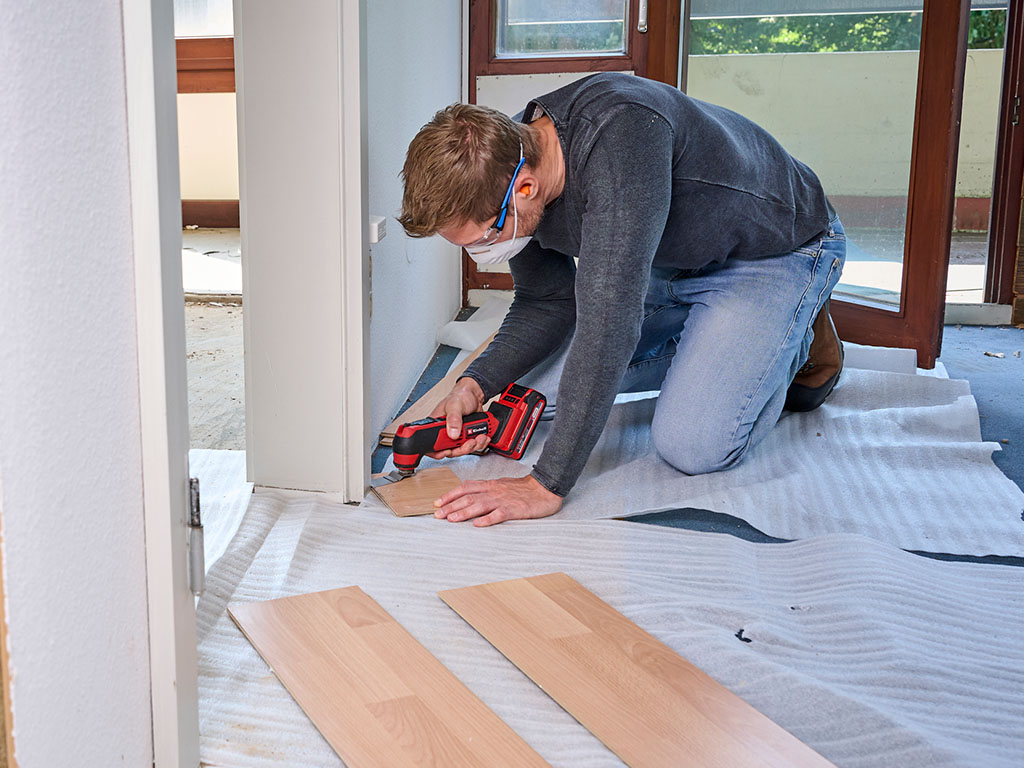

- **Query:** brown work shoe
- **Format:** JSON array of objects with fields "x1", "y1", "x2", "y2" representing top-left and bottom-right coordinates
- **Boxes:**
[{"x1": 785, "y1": 299, "x2": 843, "y2": 412}]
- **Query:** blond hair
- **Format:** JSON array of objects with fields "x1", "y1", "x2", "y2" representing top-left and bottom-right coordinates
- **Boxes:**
[{"x1": 399, "y1": 103, "x2": 541, "y2": 238}]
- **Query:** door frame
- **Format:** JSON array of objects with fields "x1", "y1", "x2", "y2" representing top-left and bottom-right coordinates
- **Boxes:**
[
  {"x1": 128, "y1": 0, "x2": 373, "y2": 761},
  {"x1": 830, "y1": 0, "x2": 970, "y2": 367},
  {"x1": 124, "y1": 0, "x2": 200, "y2": 764},
  {"x1": 986, "y1": 0, "x2": 1024, "y2": 305}
]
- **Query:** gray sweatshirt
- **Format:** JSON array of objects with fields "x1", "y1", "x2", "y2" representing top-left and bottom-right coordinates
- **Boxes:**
[{"x1": 462, "y1": 73, "x2": 830, "y2": 496}]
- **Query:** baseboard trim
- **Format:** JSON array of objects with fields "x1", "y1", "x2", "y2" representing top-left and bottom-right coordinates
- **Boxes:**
[
  {"x1": 181, "y1": 199, "x2": 239, "y2": 228},
  {"x1": 944, "y1": 302, "x2": 1013, "y2": 326}
]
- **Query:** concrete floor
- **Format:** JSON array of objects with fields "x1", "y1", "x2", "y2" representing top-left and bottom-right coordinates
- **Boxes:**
[{"x1": 186, "y1": 302, "x2": 244, "y2": 450}]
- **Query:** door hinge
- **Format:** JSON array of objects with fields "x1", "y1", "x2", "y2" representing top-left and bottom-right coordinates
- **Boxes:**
[
  {"x1": 188, "y1": 477, "x2": 205, "y2": 595},
  {"x1": 1013, "y1": 95, "x2": 1020, "y2": 126}
]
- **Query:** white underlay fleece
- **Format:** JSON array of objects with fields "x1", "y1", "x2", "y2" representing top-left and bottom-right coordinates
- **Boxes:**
[
  {"x1": 426, "y1": 298, "x2": 1024, "y2": 556},
  {"x1": 418, "y1": 364, "x2": 1024, "y2": 557},
  {"x1": 192, "y1": 328, "x2": 1024, "y2": 767},
  {"x1": 195, "y1": 487, "x2": 1024, "y2": 768}
]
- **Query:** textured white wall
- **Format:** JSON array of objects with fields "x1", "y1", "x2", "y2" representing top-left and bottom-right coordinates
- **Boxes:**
[
  {"x1": 366, "y1": 0, "x2": 463, "y2": 434},
  {"x1": 688, "y1": 49, "x2": 1003, "y2": 198},
  {"x1": 0, "y1": 2, "x2": 153, "y2": 765},
  {"x1": 178, "y1": 92, "x2": 240, "y2": 199}
]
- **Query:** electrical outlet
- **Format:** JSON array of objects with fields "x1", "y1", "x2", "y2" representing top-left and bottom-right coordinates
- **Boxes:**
[{"x1": 369, "y1": 215, "x2": 386, "y2": 243}]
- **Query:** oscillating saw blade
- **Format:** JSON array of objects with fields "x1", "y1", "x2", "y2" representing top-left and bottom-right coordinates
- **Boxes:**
[{"x1": 370, "y1": 470, "x2": 410, "y2": 488}]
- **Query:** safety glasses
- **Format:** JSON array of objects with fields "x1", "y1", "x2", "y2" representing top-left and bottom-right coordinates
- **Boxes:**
[{"x1": 467, "y1": 142, "x2": 525, "y2": 248}]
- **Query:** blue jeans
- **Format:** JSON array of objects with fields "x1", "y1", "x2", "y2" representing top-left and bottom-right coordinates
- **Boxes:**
[{"x1": 523, "y1": 214, "x2": 846, "y2": 475}]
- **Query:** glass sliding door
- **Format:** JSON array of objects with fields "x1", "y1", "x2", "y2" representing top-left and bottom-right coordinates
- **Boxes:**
[
  {"x1": 687, "y1": 4, "x2": 932, "y2": 308},
  {"x1": 681, "y1": 0, "x2": 973, "y2": 365}
]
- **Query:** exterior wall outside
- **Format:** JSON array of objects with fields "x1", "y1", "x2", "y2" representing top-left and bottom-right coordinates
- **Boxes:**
[
  {"x1": 178, "y1": 49, "x2": 1003, "y2": 207},
  {"x1": 365, "y1": 0, "x2": 463, "y2": 434},
  {"x1": 0, "y1": 1, "x2": 153, "y2": 764},
  {"x1": 178, "y1": 92, "x2": 240, "y2": 199},
  {"x1": 687, "y1": 49, "x2": 1003, "y2": 199}
]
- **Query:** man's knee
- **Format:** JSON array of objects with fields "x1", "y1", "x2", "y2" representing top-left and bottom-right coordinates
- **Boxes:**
[{"x1": 651, "y1": 416, "x2": 744, "y2": 475}]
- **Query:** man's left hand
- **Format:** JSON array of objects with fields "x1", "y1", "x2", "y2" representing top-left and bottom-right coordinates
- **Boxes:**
[{"x1": 434, "y1": 475, "x2": 563, "y2": 527}]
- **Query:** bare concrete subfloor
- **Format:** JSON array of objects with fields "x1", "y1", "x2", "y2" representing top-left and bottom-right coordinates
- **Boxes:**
[{"x1": 186, "y1": 302, "x2": 245, "y2": 450}]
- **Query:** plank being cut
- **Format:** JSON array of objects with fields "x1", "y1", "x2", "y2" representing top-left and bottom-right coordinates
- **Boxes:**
[
  {"x1": 379, "y1": 332, "x2": 497, "y2": 446},
  {"x1": 371, "y1": 467, "x2": 462, "y2": 517},
  {"x1": 229, "y1": 587, "x2": 550, "y2": 768},
  {"x1": 439, "y1": 573, "x2": 836, "y2": 768}
]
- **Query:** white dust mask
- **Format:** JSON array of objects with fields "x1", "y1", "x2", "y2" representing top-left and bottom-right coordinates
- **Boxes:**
[{"x1": 466, "y1": 179, "x2": 532, "y2": 265}]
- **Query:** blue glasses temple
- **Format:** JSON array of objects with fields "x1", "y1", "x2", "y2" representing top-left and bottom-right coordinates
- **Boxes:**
[{"x1": 493, "y1": 155, "x2": 526, "y2": 232}]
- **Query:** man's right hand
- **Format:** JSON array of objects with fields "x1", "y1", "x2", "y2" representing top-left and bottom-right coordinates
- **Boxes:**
[{"x1": 426, "y1": 377, "x2": 490, "y2": 459}]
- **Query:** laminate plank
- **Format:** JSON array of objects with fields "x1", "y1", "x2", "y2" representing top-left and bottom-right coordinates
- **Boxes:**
[
  {"x1": 379, "y1": 332, "x2": 497, "y2": 446},
  {"x1": 229, "y1": 587, "x2": 550, "y2": 768},
  {"x1": 439, "y1": 572, "x2": 836, "y2": 768},
  {"x1": 371, "y1": 468, "x2": 462, "y2": 517}
]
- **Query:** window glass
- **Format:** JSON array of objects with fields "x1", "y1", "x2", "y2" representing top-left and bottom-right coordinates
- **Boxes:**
[
  {"x1": 686, "y1": 2, "x2": 1006, "y2": 308},
  {"x1": 690, "y1": 6, "x2": 1005, "y2": 56},
  {"x1": 496, "y1": 0, "x2": 629, "y2": 58},
  {"x1": 174, "y1": 0, "x2": 233, "y2": 38}
]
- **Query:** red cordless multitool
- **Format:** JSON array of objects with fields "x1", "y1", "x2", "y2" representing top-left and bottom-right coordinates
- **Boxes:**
[{"x1": 378, "y1": 383, "x2": 546, "y2": 484}]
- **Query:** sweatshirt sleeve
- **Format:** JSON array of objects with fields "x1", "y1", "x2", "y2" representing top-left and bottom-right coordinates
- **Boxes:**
[
  {"x1": 530, "y1": 107, "x2": 673, "y2": 496},
  {"x1": 461, "y1": 241, "x2": 577, "y2": 400}
]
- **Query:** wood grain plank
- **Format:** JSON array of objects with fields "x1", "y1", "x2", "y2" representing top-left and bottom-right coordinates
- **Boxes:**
[
  {"x1": 379, "y1": 332, "x2": 496, "y2": 446},
  {"x1": 439, "y1": 573, "x2": 836, "y2": 768},
  {"x1": 371, "y1": 468, "x2": 462, "y2": 517},
  {"x1": 229, "y1": 587, "x2": 550, "y2": 768}
]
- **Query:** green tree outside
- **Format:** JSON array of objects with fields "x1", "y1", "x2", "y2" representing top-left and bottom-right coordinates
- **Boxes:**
[{"x1": 690, "y1": 10, "x2": 1005, "y2": 55}]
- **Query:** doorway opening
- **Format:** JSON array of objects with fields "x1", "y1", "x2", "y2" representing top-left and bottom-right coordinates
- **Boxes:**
[{"x1": 175, "y1": 0, "x2": 245, "y2": 450}]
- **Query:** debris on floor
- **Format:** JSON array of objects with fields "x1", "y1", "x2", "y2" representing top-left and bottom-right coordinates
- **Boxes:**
[{"x1": 983, "y1": 351, "x2": 1005, "y2": 358}]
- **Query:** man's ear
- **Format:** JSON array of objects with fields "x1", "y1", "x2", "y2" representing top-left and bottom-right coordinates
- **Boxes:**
[{"x1": 516, "y1": 171, "x2": 537, "y2": 198}]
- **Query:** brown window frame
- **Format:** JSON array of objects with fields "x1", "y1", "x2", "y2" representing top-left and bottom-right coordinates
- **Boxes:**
[
  {"x1": 465, "y1": 1, "x2": 679, "y2": 301},
  {"x1": 176, "y1": 37, "x2": 235, "y2": 94}
]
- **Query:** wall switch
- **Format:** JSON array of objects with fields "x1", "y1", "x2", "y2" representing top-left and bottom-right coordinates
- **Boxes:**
[{"x1": 369, "y1": 215, "x2": 386, "y2": 244}]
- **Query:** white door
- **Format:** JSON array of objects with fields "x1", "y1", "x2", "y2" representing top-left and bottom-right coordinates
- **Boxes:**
[{"x1": 124, "y1": 0, "x2": 370, "y2": 763}]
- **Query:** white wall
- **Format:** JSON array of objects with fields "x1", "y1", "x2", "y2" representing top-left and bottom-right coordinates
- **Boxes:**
[
  {"x1": 687, "y1": 49, "x2": 1003, "y2": 198},
  {"x1": 236, "y1": 0, "x2": 370, "y2": 495},
  {"x1": 366, "y1": 0, "x2": 463, "y2": 433},
  {"x1": 0, "y1": 1, "x2": 153, "y2": 765},
  {"x1": 178, "y1": 92, "x2": 239, "y2": 199}
]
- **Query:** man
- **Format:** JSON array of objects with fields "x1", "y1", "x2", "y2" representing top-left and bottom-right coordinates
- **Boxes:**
[{"x1": 398, "y1": 72, "x2": 846, "y2": 527}]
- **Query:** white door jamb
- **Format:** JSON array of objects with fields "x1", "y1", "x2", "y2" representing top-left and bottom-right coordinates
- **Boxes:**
[
  {"x1": 339, "y1": 0, "x2": 372, "y2": 502},
  {"x1": 123, "y1": 0, "x2": 201, "y2": 764}
]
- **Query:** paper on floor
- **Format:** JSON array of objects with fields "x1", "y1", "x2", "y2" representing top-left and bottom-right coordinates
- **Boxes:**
[
  {"x1": 197, "y1": 490, "x2": 1024, "y2": 768},
  {"x1": 411, "y1": 367, "x2": 1024, "y2": 557},
  {"x1": 437, "y1": 294, "x2": 513, "y2": 351}
]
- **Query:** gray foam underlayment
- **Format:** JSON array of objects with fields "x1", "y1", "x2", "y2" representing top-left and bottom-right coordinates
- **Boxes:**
[
  {"x1": 385, "y1": 342, "x2": 1024, "y2": 557},
  {"x1": 190, "y1": 448, "x2": 252, "y2": 568},
  {"x1": 196, "y1": 488, "x2": 1024, "y2": 768},
  {"x1": 193, "y1": 335, "x2": 1023, "y2": 765}
]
